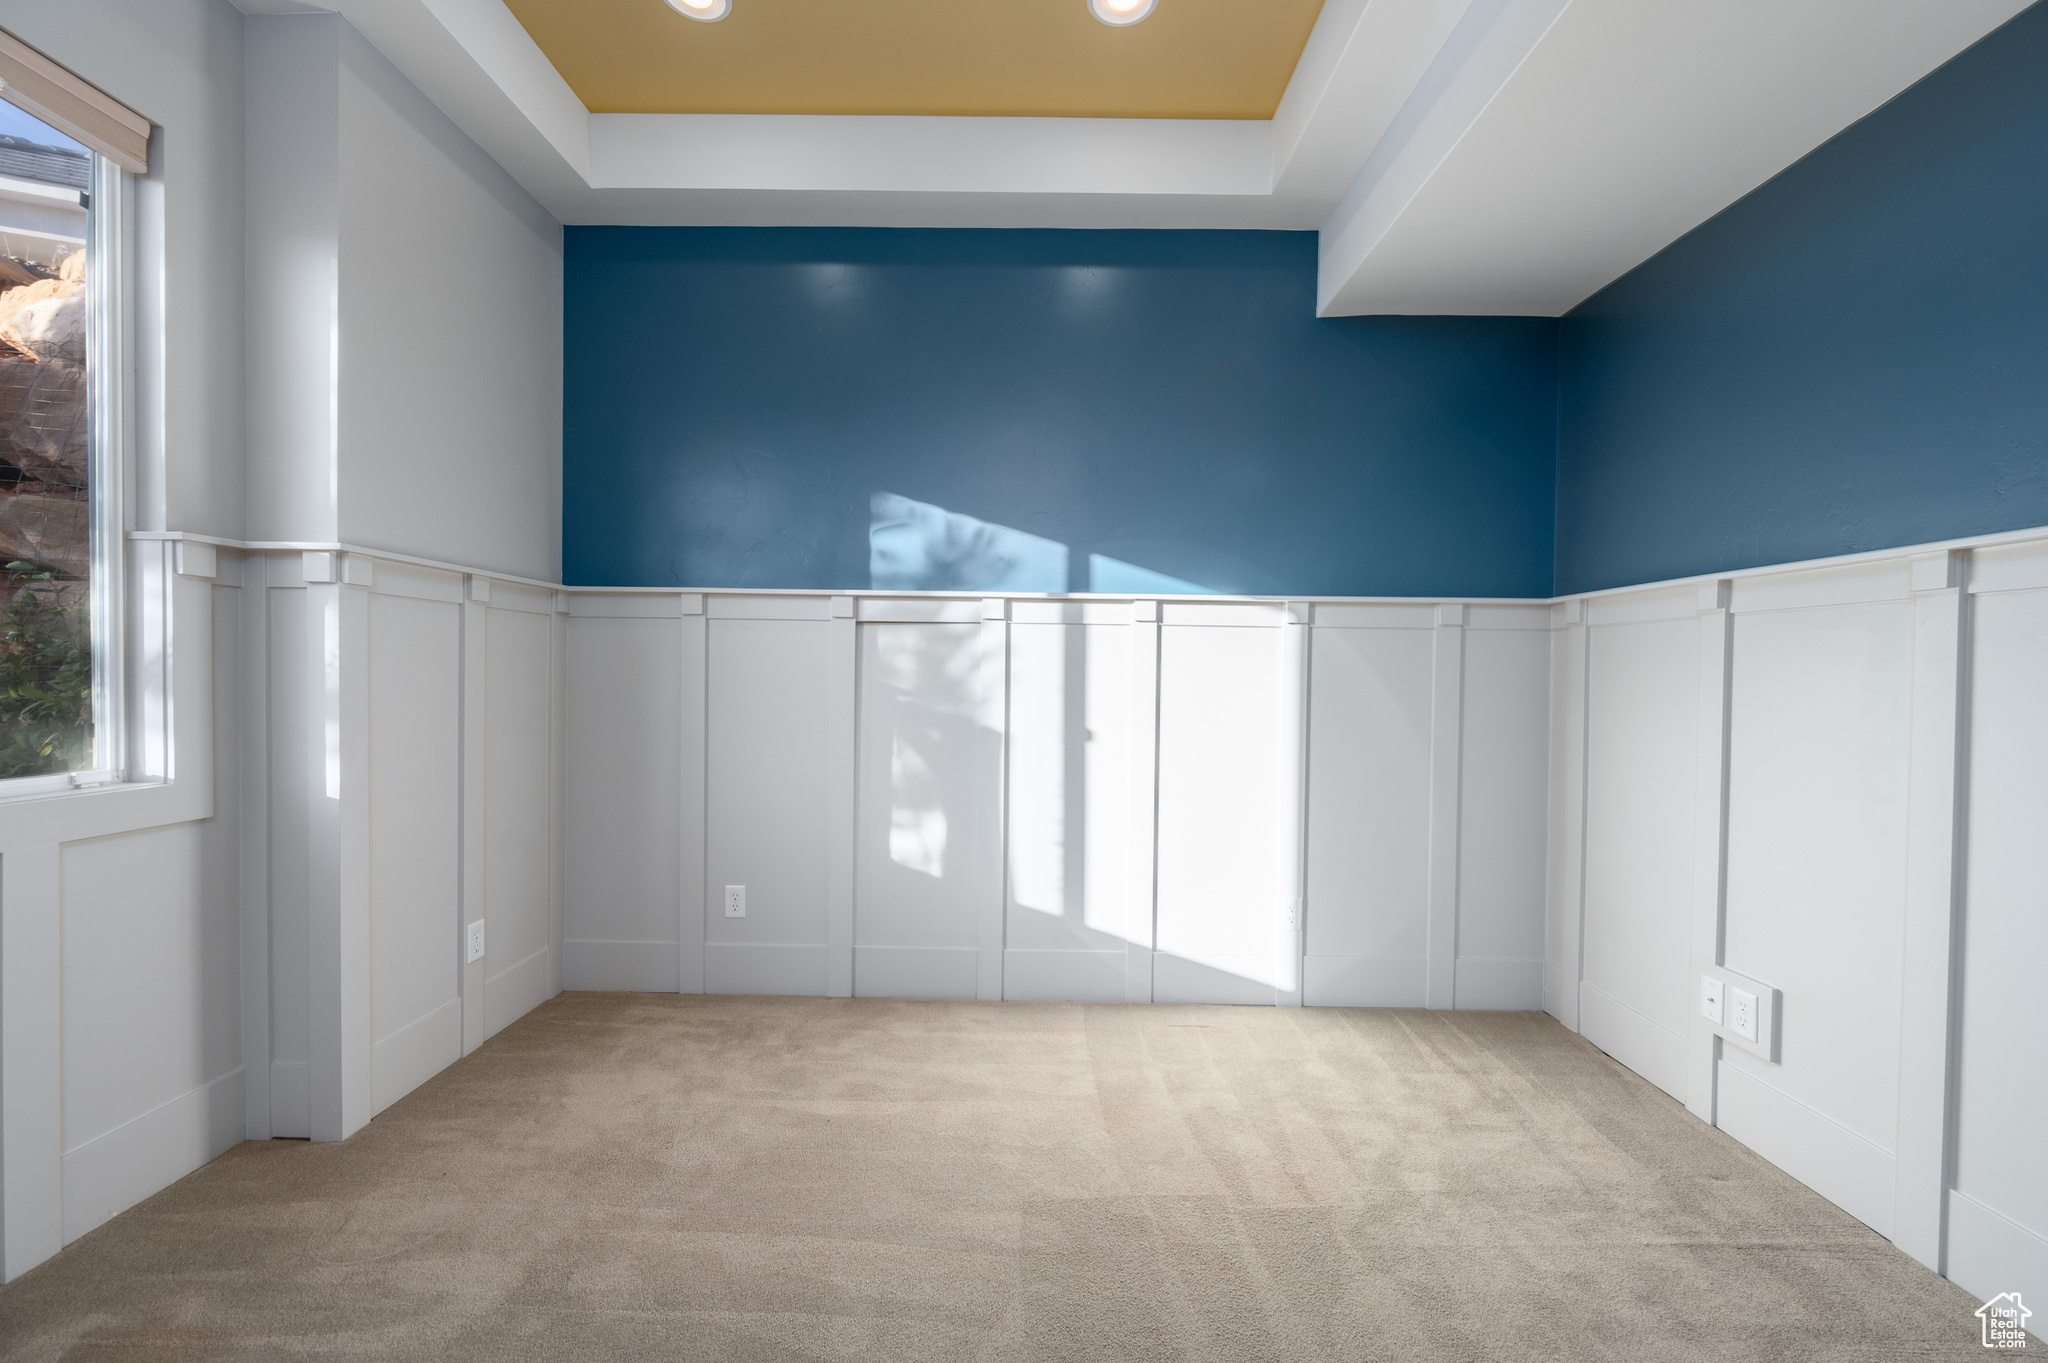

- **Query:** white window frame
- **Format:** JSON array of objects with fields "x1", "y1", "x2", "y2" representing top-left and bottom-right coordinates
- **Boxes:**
[{"x1": 0, "y1": 151, "x2": 126, "y2": 798}]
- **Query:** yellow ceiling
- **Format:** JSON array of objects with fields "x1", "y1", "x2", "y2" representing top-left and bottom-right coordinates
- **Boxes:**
[{"x1": 502, "y1": 0, "x2": 1329, "y2": 120}]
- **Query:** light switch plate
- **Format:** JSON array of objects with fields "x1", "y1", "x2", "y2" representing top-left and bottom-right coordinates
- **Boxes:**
[
  {"x1": 724, "y1": 885, "x2": 746, "y2": 918},
  {"x1": 1701, "y1": 975, "x2": 1725, "y2": 1025},
  {"x1": 465, "y1": 919, "x2": 486, "y2": 965}
]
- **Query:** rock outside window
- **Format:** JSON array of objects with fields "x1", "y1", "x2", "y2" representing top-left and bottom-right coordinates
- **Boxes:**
[{"x1": 0, "y1": 98, "x2": 96, "y2": 785}]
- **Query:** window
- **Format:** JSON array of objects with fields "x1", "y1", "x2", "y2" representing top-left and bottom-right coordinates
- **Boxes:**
[{"x1": 0, "y1": 32, "x2": 143, "y2": 793}]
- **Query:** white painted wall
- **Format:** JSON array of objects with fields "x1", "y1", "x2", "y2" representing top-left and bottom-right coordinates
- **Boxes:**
[
  {"x1": 1577, "y1": 591, "x2": 1698, "y2": 1099},
  {"x1": 1548, "y1": 535, "x2": 2048, "y2": 1327},
  {"x1": 1718, "y1": 577, "x2": 1913, "y2": 1234},
  {"x1": 1303, "y1": 608, "x2": 1434, "y2": 1006},
  {"x1": 1453, "y1": 609, "x2": 1552, "y2": 1006},
  {"x1": 250, "y1": 550, "x2": 567, "y2": 1147},
  {"x1": 1, "y1": 548, "x2": 243, "y2": 1277},
  {"x1": 0, "y1": 0, "x2": 249, "y2": 537},
  {"x1": 262, "y1": 579, "x2": 312, "y2": 1136},
  {"x1": 1, "y1": 1, "x2": 568, "y2": 1283},
  {"x1": 0, "y1": 0, "x2": 250, "y2": 1283},
  {"x1": 244, "y1": 12, "x2": 339, "y2": 545},
  {"x1": 854, "y1": 612, "x2": 1000, "y2": 1001},
  {"x1": 1004, "y1": 603, "x2": 1138, "y2": 1003},
  {"x1": 365, "y1": 581, "x2": 463, "y2": 1114},
  {"x1": 561, "y1": 596, "x2": 682, "y2": 993},
  {"x1": 561, "y1": 593, "x2": 1553, "y2": 1012},
  {"x1": 238, "y1": 11, "x2": 568, "y2": 1154},
  {"x1": 1949, "y1": 540, "x2": 2048, "y2": 1315},
  {"x1": 480, "y1": 586, "x2": 560, "y2": 1036},
  {"x1": 705, "y1": 601, "x2": 833, "y2": 998},
  {"x1": 4, "y1": 10, "x2": 2037, "y2": 1326},
  {"x1": 56, "y1": 580, "x2": 244, "y2": 1247},
  {"x1": 1154, "y1": 604, "x2": 1287, "y2": 1006},
  {"x1": 335, "y1": 23, "x2": 562, "y2": 583},
  {"x1": 244, "y1": 12, "x2": 563, "y2": 580},
  {"x1": 1299, "y1": 603, "x2": 1552, "y2": 1011}
]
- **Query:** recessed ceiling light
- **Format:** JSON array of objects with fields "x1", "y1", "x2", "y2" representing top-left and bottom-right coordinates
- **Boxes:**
[
  {"x1": 1090, "y1": 0, "x2": 1156, "y2": 25},
  {"x1": 666, "y1": 0, "x2": 729, "y2": 22}
]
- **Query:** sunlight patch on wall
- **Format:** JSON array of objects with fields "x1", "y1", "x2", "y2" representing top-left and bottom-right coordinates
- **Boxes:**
[
  {"x1": 888, "y1": 730, "x2": 948, "y2": 878},
  {"x1": 870, "y1": 492, "x2": 1066, "y2": 592},
  {"x1": 1088, "y1": 553, "x2": 1212, "y2": 596}
]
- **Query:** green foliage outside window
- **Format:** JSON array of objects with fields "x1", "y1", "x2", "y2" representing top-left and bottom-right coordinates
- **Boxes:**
[{"x1": 0, "y1": 560, "x2": 92, "y2": 780}]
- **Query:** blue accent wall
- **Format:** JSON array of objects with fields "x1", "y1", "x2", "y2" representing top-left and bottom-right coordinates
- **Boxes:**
[
  {"x1": 1556, "y1": 1, "x2": 2048, "y2": 595},
  {"x1": 564, "y1": 228, "x2": 1558, "y2": 597}
]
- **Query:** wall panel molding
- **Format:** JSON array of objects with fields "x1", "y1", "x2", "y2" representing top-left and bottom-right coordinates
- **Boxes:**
[
  {"x1": 1555, "y1": 532, "x2": 2048, "y2": 1309},
  {"x1": 1685, "y1": 581, "x2": 1733, "y2": 1125},
  {"x1": 1893, "y1": 554, "x2": 1970, "y2": 1271},
  {"x1": 1543, "y1": 600, "x2": 1588, "y2": 1031},
  {"x1": 679, "y1": 602, "x2": 707, "y2": 996},
  {"x1": 826, "y1": 601, "x2": 857, "y2": 999},
  {"x1": 1426, "y1": 605, "x2": 1465, "y2": 1009},
  {"x1": 1125, "y1": 603, "x2": 1162, "y2": 1003}
]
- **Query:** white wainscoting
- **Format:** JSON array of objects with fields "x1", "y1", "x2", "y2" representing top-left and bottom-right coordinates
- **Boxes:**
[
  {"x1": 1949, "y1": 541, "x2": 2048, "y2": 1314},
  {"x1": 1578, "y1": 590, "x2": 1698, "y2": 1101},
  {"x1": 481, "y1": 588, "x2": 561, "y2": 1038},
  {"x1": 365, "y1": 578, "x2": 464, "y2": 1116},
  {"x1": 705, "y1": 599, "x2": 835, "y2": 997},
  {"x1": 855, "y1": 606, "x2": 1003, "y2": 1000},
  {"x1": 560, "y1": 592, "x2": 1552, "y2": 1009},
  {"x1": 253, "y1": 551, "x2": 567, "y2": 1143},
  {"x1": 1547, "y1": 533, "x2": 2048, "y2": 1322},
  {"x1": 18, "y1": 524, "x2": 2048, "y2": 1313},
  {"x1": 1154, "y1": 603, "x2": 1289, "y2": 1006},
  {"x1": 1723, "y1": 591, "x2": 1912, "y2": 1181},
  {"x1": 562, "y1": 594, "x2": 682, "y2": 993},
  {"x1": 1004, "y1": 602, "x2": 1140, "y2": 1003},
  {"x1": 4, "y1": 545, "x2": 246, "y2": 1278}
]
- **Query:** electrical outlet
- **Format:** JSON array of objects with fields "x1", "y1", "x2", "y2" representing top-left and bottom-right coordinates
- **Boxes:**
[
  {"x1": 1730, "y1": 987, "x2": 1759, "y2": 1043},
  {"x1": 465, "y1": 918, "x2": 486, "y2": 965},
  {"x1": 724, "y1": 885, "x2": 746, "y2": 919},
  {"x1": 1701, "y1": 975, "x2": 1725, "y2": 1025}
]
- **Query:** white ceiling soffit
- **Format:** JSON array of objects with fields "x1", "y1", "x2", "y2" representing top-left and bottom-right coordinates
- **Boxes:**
[
  {"x1": 1316, "y1": 0, "x2": 2040, "y2": 316},
  {"x1": 247, "y1": 0, "x2": 2034, "y2": 312},
  {"x1": 246, "y1": 0, "x2": 1470, "y2": 228}
]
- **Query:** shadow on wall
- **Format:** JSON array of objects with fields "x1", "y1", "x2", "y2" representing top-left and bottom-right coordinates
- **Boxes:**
[
  {"x1": 868, "y1": 492, "x2": 1212, "y2": 595},
  {"x1": 862, "y1": 564, "x2": 1289, "y2": 997}
]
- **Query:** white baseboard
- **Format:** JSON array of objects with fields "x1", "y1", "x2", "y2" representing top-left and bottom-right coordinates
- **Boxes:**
[
  {"x1": 1002, "y1": 949, "x2": 1124, "y2": 1002},
  {"x1": 1153, "y1": 953, "x2": 1277, "y2": 1006},
  {"x1": 484, "y1": 946, "x2": 551, "y2": 1040},
  {"x1": 62, "y1": 1067, "x2": 244, "y2": 1244},
  {"x1": 1303, "y1": 954, "x2": 1425, "y2": 1008},
  {"x1": 855, "y1": 945, "x2": 979, "y2": 1000},
  {"x1": 704, "y1": 942, "x2": 828, "y2": 997},
  {"x1": 1716, "y1": 1058, "x2": 1895, "y2": 1237},
  {"x1": 1947, "y1": 1188, "x2": 2048, "y2": 1320},
  {"x1": 1543, "y1": 961, "x2": 1578, "y2": 1030},
  {"x1": 1578, "y1": 982, "x2": 1687, "y2": 1099},
  {"x1": 371, "y1": 998, "x2": 461, "y2": 1115},
  {"x1": 563, "y1": 938, "x2": 682, "y2": 993},
  {"x1": 268, "y1": 1060, "x2": 310, "y2": 1139},
  {"x1": 1454, "y1": 956, "x2": 1544, "y2": 1010}
]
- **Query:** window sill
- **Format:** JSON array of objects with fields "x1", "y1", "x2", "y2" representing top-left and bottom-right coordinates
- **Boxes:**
[{"x1": 0, "y1": 771, "x2": 151, "y2": 806}]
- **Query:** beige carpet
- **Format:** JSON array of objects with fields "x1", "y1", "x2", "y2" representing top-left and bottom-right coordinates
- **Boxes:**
[{"x1": 0, "y1": 995, "x2": 2006, "y2": 1361}]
